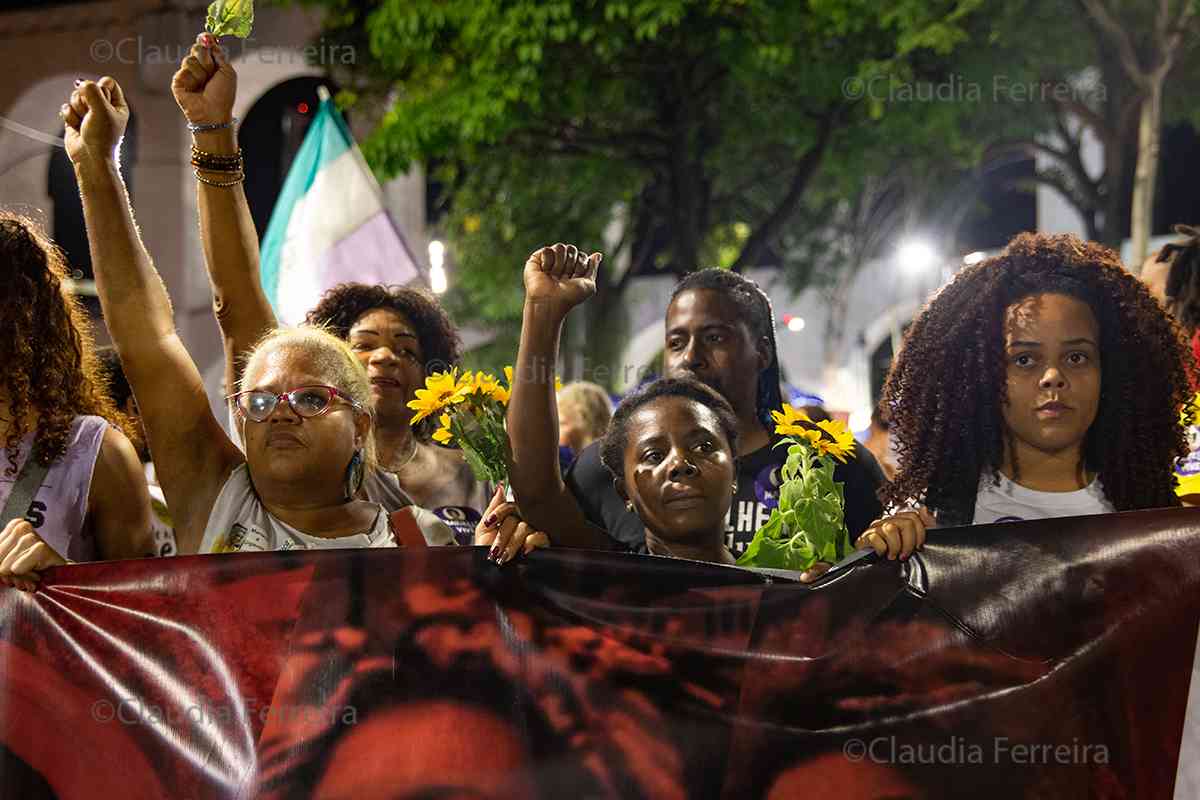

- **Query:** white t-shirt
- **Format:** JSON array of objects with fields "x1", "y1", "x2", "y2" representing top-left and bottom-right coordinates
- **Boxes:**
[
  {"x1": 144, "y1": 462, "x2": 177, "y2": 557},
  {"x1": 199, "y1": 464, "x2": 396, "y2": 553},
  {"x1": 225, "y1": 411, "x2": 456, "y2": 546},
  {"x1": 972, "y1": 471, "x2": 1116, "y2": 524}
]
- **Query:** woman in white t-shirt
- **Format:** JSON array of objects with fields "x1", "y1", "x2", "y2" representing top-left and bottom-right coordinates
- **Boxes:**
[
  {"x1": 856, "y1": 233, "x2": 1194, "y2": 561},
  {"x1": 0, "y1": 76, "x2": 543, "y2": 583}
]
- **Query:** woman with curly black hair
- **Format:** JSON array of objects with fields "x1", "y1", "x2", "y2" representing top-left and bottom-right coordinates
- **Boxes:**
[
  {"x1": 857, "y1": 232, "x2": 1193, "y2": 561},
  {"x1": 304, "y1": 283, "x2": 488, "y2": 520},
  {"x1": 0, "y1": 213, "x2": 155, "y2": 589}
]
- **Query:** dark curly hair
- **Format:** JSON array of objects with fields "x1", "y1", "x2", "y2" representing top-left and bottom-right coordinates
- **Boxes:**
[
  {"x1": 669, "y1": 269, "x2": 786, "y2": 429},
  {"x1": 306, "y1": 283, "x2": 462, "y2": 369},
  {"x1": 1156, "y1": 224, "x2": 1200, "y2": 332},
  {"x1": 305, "y1": 283, "x2": 463, "y2": 437},
  {"x1": 881, "y1": 232, "x2": 1192, "y2": 523},
  {"x1": 599, "y1": 377, "x2": 739, "y2": 485},
  {"x1": 0, "y1": 213, "x2": 131, "y2": 475}
]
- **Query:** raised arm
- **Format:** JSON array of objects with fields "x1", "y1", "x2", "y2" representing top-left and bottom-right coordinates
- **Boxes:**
[
  {"x1": 506, "y1": 244, "x2": 616, "y2": 549},
  {"x1": 173, "y1": 34, "x2": 277, "y2": 392},
  {"x1": 65, "y1": 77, "x2": 242, "y2": 554}
]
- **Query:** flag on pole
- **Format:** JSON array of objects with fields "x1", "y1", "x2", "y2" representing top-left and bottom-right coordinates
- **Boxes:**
[{"x1": 260, "y1": 87, "x2": 423, "y2": 325}]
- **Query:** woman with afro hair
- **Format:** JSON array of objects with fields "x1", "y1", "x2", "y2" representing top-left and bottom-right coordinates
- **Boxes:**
[
  {"x1": 0, "y1": 213, "x2": 155, "y2": 590},
  {"x1": 857, "y1": 232, "x2": 1194, "y2": 561}
]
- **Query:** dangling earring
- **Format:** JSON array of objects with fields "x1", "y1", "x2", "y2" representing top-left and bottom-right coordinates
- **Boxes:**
[
  {"x1": 344, "y1": 449, "x2": 365, "y2": 501},
  {"x1": 625, "y1": 500, "x2": 635, "y2": 513},
  {"x1": 732, "y1": 480, "x2": 739, "y2": 494}
]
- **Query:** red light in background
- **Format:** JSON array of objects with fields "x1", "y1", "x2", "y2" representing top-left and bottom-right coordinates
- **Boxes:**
[{"x1": 297, "y1": 102, "x2": 310, "y2": 114}]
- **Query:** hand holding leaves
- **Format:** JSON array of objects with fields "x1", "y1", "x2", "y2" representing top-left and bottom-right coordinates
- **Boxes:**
[{"x1": 206, "y1": 0, "x2": 254, "y2": 38}]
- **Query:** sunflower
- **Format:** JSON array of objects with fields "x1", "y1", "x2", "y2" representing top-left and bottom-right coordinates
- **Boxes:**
[
  {"x1": 815, "y1": 418, "x2": 856, "y2": 463},
  {"x1": 770, "y1": 404, "x2": 811, "y2": 438},
  {"x1": 408, "y1": 369, "x2": 465, "y2": 424},
  {"x1": 432, "y1": 413, "x2": 454, "y2": 445},
  {"x1": 472, "y1": 372, "x2": 501, "y2": 396}
]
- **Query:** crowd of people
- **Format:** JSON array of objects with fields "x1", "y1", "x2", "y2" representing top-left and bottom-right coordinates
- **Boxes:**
[{"x1": 1, "y1": 35, "x2": 1198, "y2": 591}]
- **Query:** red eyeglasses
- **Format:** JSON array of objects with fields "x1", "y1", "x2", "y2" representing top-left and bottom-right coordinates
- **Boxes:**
[{"x1": 227, "y1": 385, "x2": 365, "y2": 423}]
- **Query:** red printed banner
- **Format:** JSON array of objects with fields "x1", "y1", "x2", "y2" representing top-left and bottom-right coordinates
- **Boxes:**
[{"x1": 3, "y1": 508, "x2": 1199, "y2": 798}]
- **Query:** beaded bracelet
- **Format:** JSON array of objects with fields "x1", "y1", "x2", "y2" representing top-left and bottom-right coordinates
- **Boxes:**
[
  {"x1": 191, "y1": 145, "x2": 244, "y2": 173},
  {"x1": 187, "y1": 117, "x2": 238, "y2": 133},
  {"x1": 194, "y1": 168, "x2": 245, "y2": 187}
]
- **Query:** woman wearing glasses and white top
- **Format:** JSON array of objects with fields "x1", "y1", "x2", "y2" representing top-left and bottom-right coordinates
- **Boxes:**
[{"x1": 0, "y1": 76, "x2": 550, "y2": 579}]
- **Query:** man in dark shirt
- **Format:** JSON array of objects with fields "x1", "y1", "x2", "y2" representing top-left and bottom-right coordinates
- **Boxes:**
[{"x1": 506, "y1": 244, "x2": 885, "y2": 557}]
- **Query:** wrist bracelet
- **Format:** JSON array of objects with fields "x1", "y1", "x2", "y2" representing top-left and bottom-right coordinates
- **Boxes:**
[
  {"x1": 191, "y1": 145, "x2": 244, "y2": 173},
  {"x1": 188, "y1": 117, "x2": 237, "y2": 133},
  {"x1": 194, "y1": 168, "x2": 245, "y2": 187}
]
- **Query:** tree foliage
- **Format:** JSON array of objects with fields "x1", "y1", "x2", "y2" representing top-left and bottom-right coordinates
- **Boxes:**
[{"x1": 284, "y1": 0, "x2": 994, "y2": 376}]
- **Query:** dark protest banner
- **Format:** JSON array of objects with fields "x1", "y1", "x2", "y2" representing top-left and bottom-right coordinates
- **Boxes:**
[{"x1": 2, "y1": 508, "x2": 1199, "y2": 798}]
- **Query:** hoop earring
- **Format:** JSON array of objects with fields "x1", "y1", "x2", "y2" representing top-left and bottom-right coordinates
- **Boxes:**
[{"x1": 344, "y1": 449, "x2": 365, "y2": 501}]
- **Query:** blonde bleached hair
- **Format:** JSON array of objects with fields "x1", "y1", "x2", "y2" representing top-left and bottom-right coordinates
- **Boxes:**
[
  {"x1": 558, "y1": 380, "x2": 614, "y2": 443},
  {"x1": 239, "y1": 325, "x2": 377, "y2": 466}
]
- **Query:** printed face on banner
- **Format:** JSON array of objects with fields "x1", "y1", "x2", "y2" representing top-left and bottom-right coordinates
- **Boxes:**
[
  {"x1": 622, "y1": 396, "x2": 736, "y2": 545},
  {"x1": 1001, "y1": 293, "x2": 1101, "y2": 460},
  {"x1": 349, "y1": 308, "x2": 426, "y2": 420}
]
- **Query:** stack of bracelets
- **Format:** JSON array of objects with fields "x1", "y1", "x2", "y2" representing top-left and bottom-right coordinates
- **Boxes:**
[{"x1": 189, "y1": 118, "x2": 243, "y2": 188}]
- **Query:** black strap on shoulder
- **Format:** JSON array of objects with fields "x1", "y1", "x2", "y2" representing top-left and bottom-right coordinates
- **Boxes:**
[{"x1": 1, "y1": 454, "x2": 51, "y2": 525}]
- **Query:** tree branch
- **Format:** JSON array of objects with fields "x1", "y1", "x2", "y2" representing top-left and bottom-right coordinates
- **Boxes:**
[
  {"x1": 729, "y1": 110, "x2": 837, "y2": 272},
  {"x1": 1161, "y1": 0, "x2": 1199, "y2": 73},
  {"x1": 1078, "y1": 0, "x2": 1152, "y2": 88},
  {"x1": 1040, "y1": 74, "x2": 1116, "y2": 149}
]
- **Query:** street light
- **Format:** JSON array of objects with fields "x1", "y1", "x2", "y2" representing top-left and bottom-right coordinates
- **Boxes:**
[
  {"x1": 784, "y1": 315, "x2": 805, "y2": 333},
  {"x1": 897, "y1": 238, "x2": 937, "y2": 276},
  {"x1": 428, "y1": 239, "x2": 447, "y2": 295}
]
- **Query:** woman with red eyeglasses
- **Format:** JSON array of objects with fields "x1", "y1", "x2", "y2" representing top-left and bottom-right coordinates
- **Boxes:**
[{"x1": 0, "y1": 76, "x2": 549, "y2": 582}]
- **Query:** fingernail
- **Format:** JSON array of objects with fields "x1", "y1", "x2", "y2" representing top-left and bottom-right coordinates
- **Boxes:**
[
  {"x1": 489, "y1": 545, "x2": 500, "y2": 560},
  {"x1": 484, "y1": 514, "x2": 496, "y2": 527}
]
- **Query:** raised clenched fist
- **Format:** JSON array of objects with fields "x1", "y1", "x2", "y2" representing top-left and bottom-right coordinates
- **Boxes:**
[
  {"x1": 172, "y1": 32, "x2": 237, "y2": 128},
  {"x1": 522, "y1": 242, "x2": 602, "y2": 315},
  {"x1": 61, "y1": 77, "x2": 129, "y2": 167}
]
